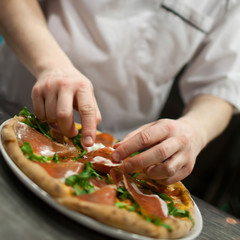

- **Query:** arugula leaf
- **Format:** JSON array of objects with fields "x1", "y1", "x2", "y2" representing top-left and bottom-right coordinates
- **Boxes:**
[
  {"x1": 153, "y1": 218, "x2": 173, "y2": 231},
  {"x1": 107, "y1": 174, "x2": 113, "y2": 184},
  {"x1": 158, "y1": 193, "x2": 172, "y2": 202},
  {"x1": 20, "y1": 142, "x2": 53, "y2": 163},
  {"x1": 167, "y1": 201, "x2": 195, "y2": 226},
  {"x1": 65, "y1": 161, "x2": 104, "y2": 195},
  {"x1": 128, "y1": 201, "x2": 139, "y2": 212},
  {"x1": 139, "y1": 209, "x2": 173, "y2": 231},
  {"x1": 72, "y1": 129, "x2": 84, "y2": 151},
  {"x1": 52, "y1": 153, "x2": 59, "y2": 163},
  {"x1": 115, "y1": 202, "x2": 128, "y2": 209},
  {"x1": 131, "y1": 172, "x2": 140, "y2": 179},
  {"x1": 19, "y1": 107, "x2": 52, "y2": 139},
  {"x1": 116, "y1": 186, "x2": 134, "y2": 201},
  {"x1": 129, "y1": 151, "x2": 140, "y2": 157}
]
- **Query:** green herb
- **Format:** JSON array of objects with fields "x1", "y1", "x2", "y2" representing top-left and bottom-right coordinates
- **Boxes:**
[
  {"x1": 128, "y1": 201, "x2": 139, "y2": 212},
  {"x1": 131, "y1": 172, "x2": 140, "y2": 179},
  {"x1": 107, "y1": 174, "x2": 113, "y2": 184},
  {"x1": 153, "y1": 218, "x2": 173, "y2": 231},
  {"x1": 139, "y1": 209, "x2": 173, "y2": 231},
  {"x1": 65, "y1": 161, "x2": 104, "y2": 195},
  {"x1": 19, "y1": 107, "x2": 52, "y2": 139},
  {"x1": 72, "y1": 129, "x2": 84, "y2": 151},
  {"x1": 167, "y1": 201, "x2": 195, "y2": 226},
  {"x1": 73, "y1": 150, "x2": 88, "y2": 161},
  {"x1": 115, "y1": 202, "x2": 128, "y2": 209},
  {"x1": 52, "y1": 153, "x2": 59, "y2": 163},
  {"x1": 20, "y1": 142, "x2": 57, "y2": 163},
  {"x1": 116, "y1": 186, "x2": 134, "y2": 201},
  {"x1": 158, "y1": 193, "x2": 172, "y2": 202},
  {"x1": 129, "y1": 151, "x2": 139, "y2": 157}
]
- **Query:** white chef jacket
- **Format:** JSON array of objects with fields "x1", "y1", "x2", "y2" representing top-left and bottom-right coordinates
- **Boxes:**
[{"x1": 0, "y1": 0, "x2": 240, "y2": 139}]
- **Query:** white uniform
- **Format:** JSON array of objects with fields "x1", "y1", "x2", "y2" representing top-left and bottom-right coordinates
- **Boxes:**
[{"x1": 1, "y1": 0, "x2": 240, "y2": 139}]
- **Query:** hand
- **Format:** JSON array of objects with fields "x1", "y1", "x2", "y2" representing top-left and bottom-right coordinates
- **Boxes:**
[
  {"x1": 31, "y1": 65, "x2": 101, "y2": 147},
  {"x1": 112, "y1": 118, "x2": 206, "y2": 184}
]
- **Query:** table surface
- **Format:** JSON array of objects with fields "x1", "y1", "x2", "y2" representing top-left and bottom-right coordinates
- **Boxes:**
[{"x1": 0, "y1": 151, "x2": 240, "y2": 240}]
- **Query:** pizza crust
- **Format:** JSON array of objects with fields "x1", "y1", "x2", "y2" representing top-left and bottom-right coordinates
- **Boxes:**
[
  {"x1": 1, "y1": 116, "x2": 195, "y2": 239},
  {"x1": 1, "y1": 117, "x2": 71, "y2": 198},
  {"x1": 57, "y1": 195, "x2": 193, "y2": 239}
]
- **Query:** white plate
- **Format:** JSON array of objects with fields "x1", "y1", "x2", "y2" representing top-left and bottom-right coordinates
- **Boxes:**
[{"x1": 0, "y1": 120, "x2": 202, "y2": 240}]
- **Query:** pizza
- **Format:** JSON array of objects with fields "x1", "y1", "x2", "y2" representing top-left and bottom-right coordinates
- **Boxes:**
[{"x1": 1, "y1": 107, "x2": 195, "y2": 239}]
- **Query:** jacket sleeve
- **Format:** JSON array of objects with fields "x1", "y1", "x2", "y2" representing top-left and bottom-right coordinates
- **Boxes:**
[{"x1": 179, "y1": 2, "x2": 240, "y2": 112}]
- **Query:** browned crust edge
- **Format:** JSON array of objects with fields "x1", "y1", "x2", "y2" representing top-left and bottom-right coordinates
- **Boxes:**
[
  {"x1": 57, "y1": 195, "x2": 194, "y2": 239},
  {"x1": 1, "y1": 116, "x2": 71, "y2": 198},
  {"x1": 1, "y1": 116, "x2": 195, "y2": 239}
]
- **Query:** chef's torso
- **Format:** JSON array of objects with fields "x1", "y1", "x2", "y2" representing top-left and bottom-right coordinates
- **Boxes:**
[{"x1": 1, "y1": 0, "x2": 239, "y2": 139}]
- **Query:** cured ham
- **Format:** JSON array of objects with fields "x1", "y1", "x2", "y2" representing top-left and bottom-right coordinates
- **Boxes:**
[
  {"x1": 84, "y1": 147, "x2": 122, "y2": 174},
  {"x1": 109, "y1": 167, "x2": 124, "y2": 187},
  {"x1": 14, "y1": 122, "x2": 79, "y2": 157},
  {"x1": 36, "y1": 160, "x2": 84, "y2": 179},
  {"x1": 95, "y1": 133, "x2": 115, "y2": 147},
  {"x1": 123, "y1": 174, "x2": 168, "y2": 218},
  {"x1": 90, "y1": 177, "x2": 108, "y2": 189},
  {"x1": 77, "y1": 185, "x2": 116, "y2": 206}
]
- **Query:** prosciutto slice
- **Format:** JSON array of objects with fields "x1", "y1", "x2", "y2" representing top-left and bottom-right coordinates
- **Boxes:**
[
  {"x1": 77, "y1": 185, "x2": 116, "y2": 206},
  {"x1": 84, "y1": 147, "x2": 122, "y2": 174},
  {"x1": 14, "y1": 122, "x2": 79, "y2": 157},
  {"x1": 109, "y1": 167, "x2": 124, "y2": 187},
  {"x1": 95, "y1": 133, "x2": 115, "y2": 147},
  {"x1": 123, "y1": 174, "x2": 168, "y2": 218},
  {"x1": 36, "y1": 160, "x2": 84, "y2": 179}
]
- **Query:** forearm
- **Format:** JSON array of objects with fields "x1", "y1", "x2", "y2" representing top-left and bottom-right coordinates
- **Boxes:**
[
  {"x1": 180, "y1": 94, "x2": 234, "y2": 148},
  {"x1": 0, "y1": 0, "x2": 71, "y2": 77}
]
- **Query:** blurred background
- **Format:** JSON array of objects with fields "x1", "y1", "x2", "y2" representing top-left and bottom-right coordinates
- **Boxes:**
[{"x1": 0, "y1": 35, "x2": 239, "y2": 219}]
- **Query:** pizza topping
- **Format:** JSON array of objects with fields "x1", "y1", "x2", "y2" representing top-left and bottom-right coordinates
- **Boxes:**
[
  {"x1": 36, "y1": 160, "x2": 85, "y2": 179},
  {"x1": 8, "y1": 109, "x2": 195, "y2": 236},
  {"x1": 16, "y1": 122, "x2": 79, "y2": 158},
  {"x1": 82, "y1": 147, "x2": 123, "y2": 174},
  {"x1": 123, "y1": 174, "x2": 168, "y2": 219},
  {"x1": 86, "y1": 143, "x2": 105, "y2": 152},
  {"x1": 65, "y1": 161, "x2": 105, "y2": 194},
  {"x1": 77, "y1": 185, "x2": 116, "y2": 206},
  {"x1": 19, "y1": 107, "x2": 53, "y2": 139},
  {"x1": 109, "y1": 167, "x2": 124, "y2": 187},
  {"x1": 92, "y1": 156, "x2": 122, "y2": 167},
  {"x1": 21, "y1": 142, "x2": 57, "y2": 163},
  {"x1": 90, "y1": 176, "x2": 108, "y2": 189},
  {"x1": 95, "y1": 133, "x2": 115, "y2": 147}
]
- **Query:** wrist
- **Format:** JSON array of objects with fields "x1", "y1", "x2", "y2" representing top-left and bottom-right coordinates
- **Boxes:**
[
  {"x1": 33, "y1": 53, "x2": 73, "y2": 79},
  {"x1": 178, "y1": 115, "x2": 208, "y2": 151}
]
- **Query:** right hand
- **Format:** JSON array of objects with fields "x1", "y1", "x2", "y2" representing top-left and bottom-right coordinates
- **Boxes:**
[{"x1": 31, "y1": 65, "x2": 102, "y2": 147}]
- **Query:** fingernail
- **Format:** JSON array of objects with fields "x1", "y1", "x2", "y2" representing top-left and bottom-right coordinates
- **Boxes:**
[
  {"x1": 83, "y1": 136, "x2": 93, "y2": 146},
  {"x1": 124, "y1": 162, "x2": 133, "y2": 173},
  {"x1": 112, "y1": 151, "x2": 120, "y2": 162}
]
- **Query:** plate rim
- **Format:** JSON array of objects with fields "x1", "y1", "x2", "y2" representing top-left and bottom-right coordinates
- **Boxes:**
[{"x1": 0, "y1": 119, "x2": 203, "y2": 240}]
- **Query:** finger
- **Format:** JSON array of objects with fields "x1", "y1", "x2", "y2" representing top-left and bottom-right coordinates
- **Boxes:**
[
  {"x1": 123, "y1": 137, "x2": 181, "y2": 173},
  {"x1": 94, "y1": 97, "x2": 102, "y2": 125},
  {"x1": 76, "y1": 83, "x2": 97, "y2": 147},
  {"x1": 45, "y1": 91, "x2": 57, "y2": 123},
  {"x1": 144, "y1": 153, "x2": 185, "y2": 180},
  {"x1": 153, "y1": 164, "x2": 193, "y2": 185},
  {"x1": 112, "y1": 122, "x2": 169, "y2": 162},
  {"x1": 57, "y1": 89, "x2": 78, "y2": 138},
  {"x1": 114, "y1": 122, "x2": 153, "y2": 148},
  {"x1": 31, "y1": 86, "x2": 46, "y2": 120}
]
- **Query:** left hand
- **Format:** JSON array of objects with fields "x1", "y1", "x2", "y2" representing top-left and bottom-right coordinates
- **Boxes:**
[{"x1": 112, "y1": 117, "x2": 207, "y2": 184}]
